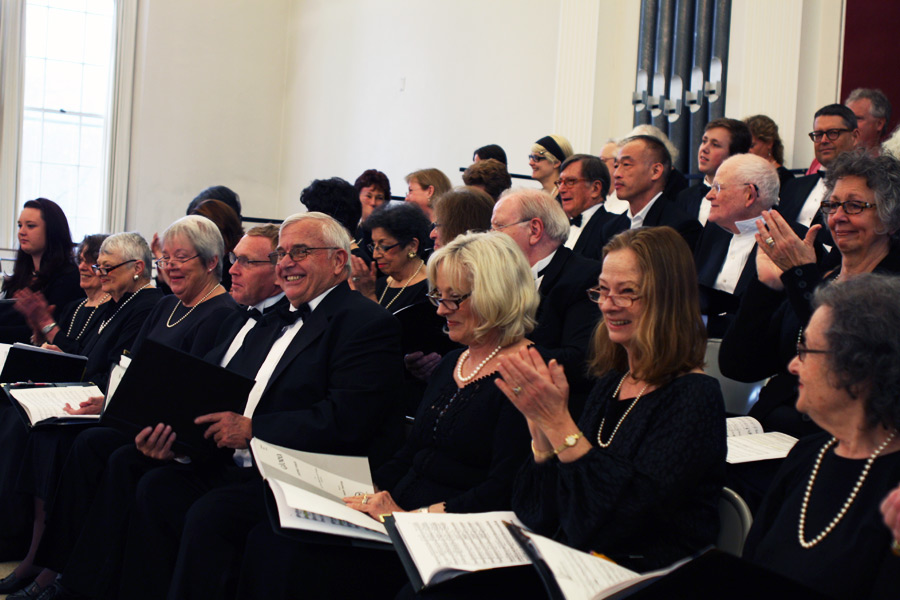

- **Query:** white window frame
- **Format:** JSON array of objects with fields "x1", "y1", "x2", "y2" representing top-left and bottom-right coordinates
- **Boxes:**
[{"x1": 0, "y1": 0, "x2": 137, "y2": 250}]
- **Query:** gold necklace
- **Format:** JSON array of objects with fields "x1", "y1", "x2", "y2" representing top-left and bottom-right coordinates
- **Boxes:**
[
  {"x1": 378, "y1": 259, "x2": 424, "y2": 310},
  {"x1": 166, "y1": 282, "x2": 221, "y2": 328},
  {"x1": 596, "y1": 371, "x2": 649, "y2": 448},
  {"x1": 797, "y1": 431, "x2": 896, "y2": 549}
]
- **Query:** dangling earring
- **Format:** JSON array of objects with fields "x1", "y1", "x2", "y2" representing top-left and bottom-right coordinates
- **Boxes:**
[{"x1": 408, "y1": 251, "x2": 416, "y2": 259}]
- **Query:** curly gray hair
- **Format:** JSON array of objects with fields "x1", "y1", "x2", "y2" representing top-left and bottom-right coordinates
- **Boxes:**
[{"x1": 813, "y1": 273, "x2": 900, "y2": 431}]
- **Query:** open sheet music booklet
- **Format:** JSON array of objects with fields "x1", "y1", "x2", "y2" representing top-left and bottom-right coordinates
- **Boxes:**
[
  {"x1": 249, "y1": 438, "x2": 389, "y2": 544},
  {"x1": 5, "y1": 383, "x2": 103, "y2": 427},
  {"x1": 386, "y1": 512, "x2": 691, "y2": 598},
  {"x1": 725, "y1": 416, "x2": 798, "y2": 464}
]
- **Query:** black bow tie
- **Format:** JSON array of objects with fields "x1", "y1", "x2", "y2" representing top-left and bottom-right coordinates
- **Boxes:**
[
  {"x1": 268, "y1": 302, "x2": 311, "y2": 327},
  {"x1": 569, "y1": 214, "x2": 583, "y2": 227},
  {"x1": 246, "y1": 308, "x2": 263, "y2": 321}
]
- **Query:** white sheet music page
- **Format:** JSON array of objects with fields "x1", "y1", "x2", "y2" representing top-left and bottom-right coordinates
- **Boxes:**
[
  {"x1": 392, "y1": 512, "x2": 530, "y2": 586},
  {"x1": 9, "y1": 385, "x2": 104, "y2": 425},
  {"x1": 727, "y1": 432, "x2": 798, "y2": 464}
]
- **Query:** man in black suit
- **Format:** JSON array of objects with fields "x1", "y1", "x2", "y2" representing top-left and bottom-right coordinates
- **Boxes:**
[
  {"x1": 695, "y1": 154, "x2": 785, "y2": 337},
  {"x1": 491, "y1": 187, "x2": 602, "y2": 416},
  {"x1": 675, "y1": 118, "x2": 752, "y2": 224},
  {"x1": 556, "y1": 153, "x2": 615, "y2": 260},
  {"x1": 39, "y1": 213, "x2": 403, "y2": 600},
  {"x1": 603, "y1": 135, "x2": 702, "y2": 250},
  {"x1": 778, "y1": 104, "x2": 860, "y2": 250}
]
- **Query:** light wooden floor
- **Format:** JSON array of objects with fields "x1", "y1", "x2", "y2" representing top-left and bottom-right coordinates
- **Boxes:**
[{"x1": 0, "y1": 561, "x2": 18, "y2": 600}]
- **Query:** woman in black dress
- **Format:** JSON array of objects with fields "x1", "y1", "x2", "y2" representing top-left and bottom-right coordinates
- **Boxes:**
[
  {"x1": 0, "y1": 198, "x2": 82, "y2": 343},
  {"x1": 744, "y1": 274, "x2": 900, "y2": 599}
]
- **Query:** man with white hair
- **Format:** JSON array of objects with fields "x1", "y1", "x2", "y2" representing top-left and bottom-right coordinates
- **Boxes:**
[
  {"x1": 696, "y1": 154, "x2": 807, "y2": 336},
  {"x1": 490, "y1": 188, "x2": 602, "y2": 415}
]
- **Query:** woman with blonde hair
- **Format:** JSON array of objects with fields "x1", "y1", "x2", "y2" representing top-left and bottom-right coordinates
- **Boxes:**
[{"x1": 404, "y1": 168, "x2": 452, "y2": 221}]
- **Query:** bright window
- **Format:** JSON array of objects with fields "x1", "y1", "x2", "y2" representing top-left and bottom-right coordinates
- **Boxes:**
[{"x1": 19, "y1": 0, "x2": 115, "y2": 240}]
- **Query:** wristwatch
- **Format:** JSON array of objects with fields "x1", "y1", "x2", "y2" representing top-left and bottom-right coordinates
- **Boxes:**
[
  {"x1": 553, "y1": 431, "x2": 584, "y2": 456},
  {"x1": 40, "y1": 321, "x2": 57, "y2": 335}
]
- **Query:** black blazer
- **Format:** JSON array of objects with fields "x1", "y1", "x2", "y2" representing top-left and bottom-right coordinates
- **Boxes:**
[
  {"x1": 777, "y1": 173, "x2": 833, "y2": 248},
  {"x1": 570, "y1": 205, "x2": 617, "y2": 261},
  {"x1": 675, "y1": 182, "x2": 710, "y2": 222},
  {"x1": 249, "y1": 282, "x2": 404, "y2": 469},
  {"x1": 602, "y1": 195, "x2": 702, "y2": 251},
  {"x1": 532, "y1": 247, "x2": 603, "y2": 417},
  {"x1": 695, "y1": 219, "x2": 815, "y2": 338}
]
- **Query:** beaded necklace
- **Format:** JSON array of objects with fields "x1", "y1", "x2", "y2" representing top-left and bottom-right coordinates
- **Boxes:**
[
  {"x1": 797, "y1": 431, "x2": 896, "y2": 549},
  {"x1": 596, "y1": 371, "x2": 649, "y2": 448},
  {"x1": 98, "y1": 283, "x2": 152, "y2": 334},
  {"x1": 166, "y1": 283, "x2": 221, "y2": 328},
  {"x1": 66, "y1": 294, "x2": 110, "y2": 340},
  {"x1": 456, "y1": 344, "x2": 503, "y2": 383}
]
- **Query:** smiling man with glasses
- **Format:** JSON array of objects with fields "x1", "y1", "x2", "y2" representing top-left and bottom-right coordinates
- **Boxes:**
[
  {"x1": 780, "y1": 104, "x2": 860, "y2": 249},
  {"x1": 554, "y1": 154, "x2": 615, "y2": 260}
]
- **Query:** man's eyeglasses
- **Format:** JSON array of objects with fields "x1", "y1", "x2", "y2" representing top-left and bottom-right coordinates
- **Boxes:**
[
  {"x1": 710, "y1": 182, "x2": 759, "y2": 195},
  {"x1": 426, "y1": 292, "x2": 471, "y2": 311},
  {"x1": 367, "y1": 241, "x2": 401, "y2": 255},
  {"x1": 819, "y1": 200, "x2": 877, "y2": 215},
  {"x1": 554, "y1": 177, "x2": 590, "y2": 188},
  {"x1": 91, "y1": 259, "x2": 136, "y2": 275},
  {"x1": 228, "y1": 252, "x2": 272, "y2": 268},
  {"x1": 268, "y1": 246, "x2": 338, "y2": 264},
  {"x1": 587, "y1": 287, "x2": 641, "y2": 307},
  {"x1": 808, "y1": 128, "x2": 852, "y2": 142},
  {"x1": 796, "y1": 341, "x2": 830, "y2": 362},
  {"x1": 490, "y1": 219, "x2": 531, "y2": 231},
  {"x1": 154, "y1": 255, "x2": 199, "y2": 270}
]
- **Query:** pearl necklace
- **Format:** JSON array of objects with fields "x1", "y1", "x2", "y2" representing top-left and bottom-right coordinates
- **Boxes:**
[
  {"x1": 456, "y1": 344, "x2": 503, "y2": 383},
  {"x1": 98, "y1": 283, "x2": 152, "y2": 334},
  {"x1": 797, "y1": 431, "x2": 896, "y2": 549},
  {"x1": 378, "y1": 259, "x2": 424, "y2": 310},
  {"x1": 66, "y1": 294, "x2": 110, "y2": 340},
  {"x1": 596, "y1": 371, "x2": 649, "y2": 448},
  {"x1": 166, "y1": 283, "x2": 221, "y2": 328}
]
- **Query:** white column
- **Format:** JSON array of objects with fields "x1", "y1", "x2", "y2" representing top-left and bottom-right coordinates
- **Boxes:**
[
  {"x1": 553, "y1": 0, "x2": 601, "y2": 154},
  {"x1": 106, "y1": 0, "x2": 139, "y2": 234},
  {"x1": 0, "y1": 0, "x2": 25, "y2": 249}
]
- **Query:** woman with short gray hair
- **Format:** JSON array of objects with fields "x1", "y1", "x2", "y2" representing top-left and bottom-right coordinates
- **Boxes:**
[{"x1": 745, "y1": 273, "x2": 900, "y2": 598}]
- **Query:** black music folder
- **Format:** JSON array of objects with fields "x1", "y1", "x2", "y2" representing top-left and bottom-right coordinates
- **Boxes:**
[
  {"x1": 100, "y1": 338, "x2": 254, "y2": 457},
  {"x1": 0, "y1": 342, "x2": 88, "y2": 384}
]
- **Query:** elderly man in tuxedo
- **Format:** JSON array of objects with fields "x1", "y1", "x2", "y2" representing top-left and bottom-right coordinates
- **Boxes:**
[
  {"x1": 491, "y1": 187, "x2": 602, "y2": 416},
  {"x1": 695, "y1": 154, "x2": 790, "y2": 337},
  {"x1": 36, "y1": 213, "x2": 403, "y2": 600}
]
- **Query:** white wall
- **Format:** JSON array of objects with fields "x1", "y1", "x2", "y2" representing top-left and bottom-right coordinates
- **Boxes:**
[
  {"x1": 125, "y1": 0, "x2": 291, "y2": 237},
  {"x1": 115, "y1": 0, "x2": 847, "y2": 236},
  {"x1": 277, "y1": 0, "x2": 560, "y2": 217},
  {"x1": 725, "y1": 0, "x2": 845, "y2": 170}
]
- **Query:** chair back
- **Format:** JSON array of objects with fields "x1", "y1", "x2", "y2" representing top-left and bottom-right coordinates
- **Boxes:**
[{"x1": 717, "y1": 486, "x2": 753, "y2": 556}]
